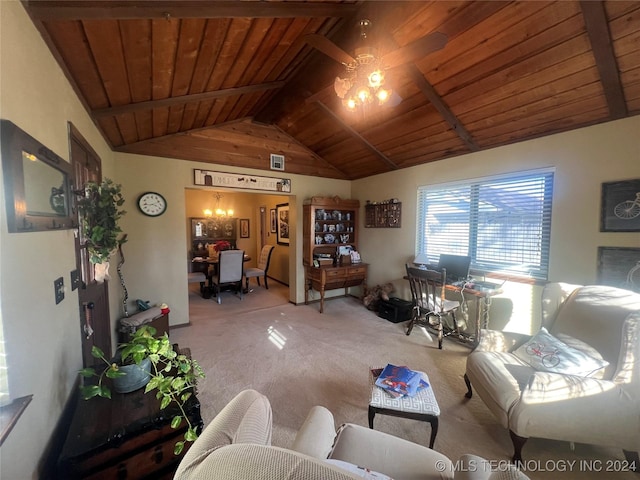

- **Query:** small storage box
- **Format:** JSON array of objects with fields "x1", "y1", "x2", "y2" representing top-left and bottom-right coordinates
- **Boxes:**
[{"x1": 378, "y1": 297, "x2": 414, "y2": 323}]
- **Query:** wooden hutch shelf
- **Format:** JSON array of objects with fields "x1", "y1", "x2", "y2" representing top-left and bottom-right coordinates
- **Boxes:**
[{"x1": 303, "y1": 196, "x2": 367, "y2": 313}]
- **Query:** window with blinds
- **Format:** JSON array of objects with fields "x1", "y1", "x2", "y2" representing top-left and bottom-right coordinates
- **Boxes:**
[{"x1": 416, "y1": 170, "x2": 554, "y2": 281}]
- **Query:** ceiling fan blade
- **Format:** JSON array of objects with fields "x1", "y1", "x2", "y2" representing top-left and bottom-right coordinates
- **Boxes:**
[
  {"x1": 382, "y1": 32, "x2": 448, "y2": 69},
  {"x1": 386, "y1": 90, "x2": 403, "y2": 107},
  {"x1": 304, "y1": 33, "x2": 356, "y2": 66}
]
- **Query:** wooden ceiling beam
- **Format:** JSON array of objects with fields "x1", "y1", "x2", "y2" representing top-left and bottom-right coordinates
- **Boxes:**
[
  {"x1": 311, "y1": 100, "x2": 399, "y2": 171},
  {"x1": 22, "y1": 1, "x2": 359, "y2": 20},
  {"x1": 253, "y1": 1, "x2": 365, "y2": 125},
  {"x1": 93, "y1": 81, "x2": 285, "y2": 118},
  {"x1": 405, "y1": 65, "x2": 478, "y2": 151},
  {"x1": 579, "y1": 1, "x2": 627, "y2": 119}
]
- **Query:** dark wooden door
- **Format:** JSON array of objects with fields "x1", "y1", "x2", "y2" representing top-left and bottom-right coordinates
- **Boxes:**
[{"x1": 69, "y1": 123, "x2": 111, "y2": 367}]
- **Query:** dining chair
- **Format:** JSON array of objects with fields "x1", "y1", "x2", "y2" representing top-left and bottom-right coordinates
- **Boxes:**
[
  {"x1": 188, "y1": 257, "x2": 210, "y2": 298},
  {"x1": 244, "y1": 245, "x2": 275, "y2": 291},
  {"x1": 405, "y1": 264, "x2": 460, "y2": 349},
  {"x1": 211, "y1": 249, "x2": 245, "y2": 304}
]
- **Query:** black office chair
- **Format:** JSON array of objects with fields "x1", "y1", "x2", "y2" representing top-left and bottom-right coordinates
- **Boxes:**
[{"x1": 405, "y1": 264, "x2": 460, "y2": 349}]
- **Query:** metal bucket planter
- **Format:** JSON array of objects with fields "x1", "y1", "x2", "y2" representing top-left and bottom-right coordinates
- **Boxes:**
[{"x1": 112, "y1": 357, "x2": 151, "y2": 393}]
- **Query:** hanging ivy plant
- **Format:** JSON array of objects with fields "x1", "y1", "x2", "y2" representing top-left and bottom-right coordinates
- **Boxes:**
[{"x1": 77, "y1": 178, "x2": 127, "y2": 264}]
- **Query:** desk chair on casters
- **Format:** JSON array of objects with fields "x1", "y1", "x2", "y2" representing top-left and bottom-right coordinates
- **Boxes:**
[
  {"x1": 405, "y1": 264, "x2": 460, "y2": 349},
  {"x1": 244, "y1": 245, "x2": 274, "y2": 291},
  {"x1": 211, "y1": 250, "x2": 245, "y2": 304}
]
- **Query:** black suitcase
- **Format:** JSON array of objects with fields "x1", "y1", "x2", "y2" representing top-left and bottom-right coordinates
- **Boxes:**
[{"x1": 377, "y1": 297, "x2": 414, "y2": 323}]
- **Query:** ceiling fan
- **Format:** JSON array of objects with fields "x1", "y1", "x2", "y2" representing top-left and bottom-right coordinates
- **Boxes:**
[{"x1": 305, "y1": 20, "x2": 447, "y2": 110}]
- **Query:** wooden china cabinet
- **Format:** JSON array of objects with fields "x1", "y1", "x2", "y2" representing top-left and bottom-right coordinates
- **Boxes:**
[{"x1": 303, "y1": 196, "x2": 367, "y2": 313}]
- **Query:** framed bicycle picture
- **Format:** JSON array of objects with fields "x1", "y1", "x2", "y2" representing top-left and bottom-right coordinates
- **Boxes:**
[
  {"x1": 600, "y1": 179, "x2": 640, "y2": 232},
  {"x1": 597, "y1": 247, "x2": 640, "y2": 292}
]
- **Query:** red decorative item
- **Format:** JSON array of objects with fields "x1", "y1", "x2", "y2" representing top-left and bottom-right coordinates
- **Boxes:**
[{"x1": 214, "y1": 240, "x2": 231, "y2": 252}]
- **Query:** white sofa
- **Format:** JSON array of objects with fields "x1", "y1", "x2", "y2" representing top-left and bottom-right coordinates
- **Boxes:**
[
  {"x1": 464, "y1": 283, "x2": 640, "y2": 465},
  {"x1": 174, "y1": 389, "x2": 530, "y2": 480}
]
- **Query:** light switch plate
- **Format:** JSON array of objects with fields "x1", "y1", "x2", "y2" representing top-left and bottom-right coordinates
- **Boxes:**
[
  {"x1": 54, "y1": 277, "x2": 64, "y2": 304},
  {"x1": 70, "y1": 270, "x2": 80, "y2": 291}
]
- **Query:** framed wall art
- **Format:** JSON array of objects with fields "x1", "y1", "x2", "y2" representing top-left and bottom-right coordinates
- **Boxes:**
[
  {"x1": 597, "y1": 246, "x2": 640, "y2": 292},
  {"x1": 270, "y1": 209, "x2": 277, "y2": 233},
  {"x1": 240, "y1": 219, "x2": 250, "y2": 238},
  {"x1": 600, "y1": 179, "x2": 640, "y2": 232},
  {"x1": 193, "y1": 169, "x2": 291, "y2": 193},
  {"x1": 276, "y1": 203, "x2": 290, "y2": 246}
]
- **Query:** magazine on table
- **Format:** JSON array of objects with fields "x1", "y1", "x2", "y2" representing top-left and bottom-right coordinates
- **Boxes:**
[{"x1": 373, "y1": 364, "x2": 424, "y2": 398}]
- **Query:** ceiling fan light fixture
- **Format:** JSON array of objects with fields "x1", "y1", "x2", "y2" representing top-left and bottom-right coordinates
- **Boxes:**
[
  {"x1": 335, "y1": 20, "x2": 392, "y2": 113},
  {"x1": 368, "y1": 69, "x2": 384, "y2": 88},
  {"x1": 376, "y1": 88, "x2": 391, "y2": 104}
]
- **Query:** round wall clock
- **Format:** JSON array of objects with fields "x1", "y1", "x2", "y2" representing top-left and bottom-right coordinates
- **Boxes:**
[{"x1": 137, "y1": 191, "x2": 167, "y2": 217}]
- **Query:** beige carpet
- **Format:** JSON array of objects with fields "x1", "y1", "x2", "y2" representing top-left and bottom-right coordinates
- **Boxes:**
[{"x1": 171, "y1": 283, "x2": 636, "y2": 480}]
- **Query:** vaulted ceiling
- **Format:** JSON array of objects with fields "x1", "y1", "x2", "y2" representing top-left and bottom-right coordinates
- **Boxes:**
[{"x1": 23, "y1": 1, "x2": 640, "y2": 180}]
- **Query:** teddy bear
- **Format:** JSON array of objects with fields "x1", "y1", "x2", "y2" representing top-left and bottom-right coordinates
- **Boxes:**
[{"x1": 362, "y1": 282, "x2": 395, "y2": 310}]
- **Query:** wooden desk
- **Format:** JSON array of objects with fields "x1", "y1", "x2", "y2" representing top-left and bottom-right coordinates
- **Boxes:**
[
  {"x1": 305, "y1": 263, "x2": 368, "y2": 313},
  {"x1": 445, "y1": 283, "x2": 503, "y2": 344},
  {"x1": 403, "y1": 275, "x2": 502, "y2": 345}
]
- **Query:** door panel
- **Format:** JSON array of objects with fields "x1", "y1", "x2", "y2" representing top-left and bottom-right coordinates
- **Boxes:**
[{"x1": 69, "y1": 123, "x2": 111, "y2": 367}]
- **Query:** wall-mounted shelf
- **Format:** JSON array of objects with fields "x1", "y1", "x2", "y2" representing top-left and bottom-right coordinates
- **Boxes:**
[{"x1": 364, "y1": 201, "x2": 402, "y2": 228}]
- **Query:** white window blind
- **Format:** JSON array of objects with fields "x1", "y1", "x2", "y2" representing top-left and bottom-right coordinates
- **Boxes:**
[{"x1": 416, "y1": 170, "x2": 554, "y2": 280}]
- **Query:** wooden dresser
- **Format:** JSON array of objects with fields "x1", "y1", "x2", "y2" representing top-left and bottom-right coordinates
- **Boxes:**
[
  {"x1": 303, "y1": 195, "x2": 367, "y2": 312},
  {"x1": 56, "y1": 348, "x2": 202, "y2": 479}
]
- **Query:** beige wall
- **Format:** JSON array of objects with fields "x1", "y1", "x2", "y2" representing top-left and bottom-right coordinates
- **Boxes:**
[
  {"x1": 112, "y1": 153, "x2": 351, "y2": 326},
  {"x1": 1, "y1": 0, "x2": 639, "y2": 477},
  {"x1": 353, "y1": 116, "x2": 640, "y2": 334},
  {"x1": 184, "y1": 189, "x2": 289, "y2": 284},
  {"x1": 0, "y1": 2, "x2": 116, "y2": 478}
]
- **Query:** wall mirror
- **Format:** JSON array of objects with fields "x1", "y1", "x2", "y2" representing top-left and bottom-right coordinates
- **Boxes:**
[{"x1": 1, "y1": 119, "x2": 75, "y2": 232}]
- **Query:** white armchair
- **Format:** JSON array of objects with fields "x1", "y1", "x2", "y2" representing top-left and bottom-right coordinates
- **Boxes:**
[
  {"x1": 464, "y1": 283, "x2": 640, "y2": 465},
  {"x1": 176, "y1": 389, "x2": 531, "y2": 479}
]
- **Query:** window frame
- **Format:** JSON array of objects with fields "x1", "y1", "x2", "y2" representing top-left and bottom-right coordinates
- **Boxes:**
[{"x1": 416, "y1": 169, "x2": 554, "y2": 282}]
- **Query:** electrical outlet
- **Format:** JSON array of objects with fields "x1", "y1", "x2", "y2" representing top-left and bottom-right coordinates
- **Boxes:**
[
  {"x1": 70, "y1": 270, "x2": 80, "y2": 291},
  {"x1": 54, "y1": 277, "x2": 64, "y2": 304}
]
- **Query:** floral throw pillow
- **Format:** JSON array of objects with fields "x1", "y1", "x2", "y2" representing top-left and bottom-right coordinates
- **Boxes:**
[{"x1": 513, "y1": 327, "x2": 608, "y2": 377}]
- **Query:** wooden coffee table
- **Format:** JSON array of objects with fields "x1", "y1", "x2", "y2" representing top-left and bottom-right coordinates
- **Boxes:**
[{"x1": 368, "y1": 368, "x2": 440, "y2": 448}]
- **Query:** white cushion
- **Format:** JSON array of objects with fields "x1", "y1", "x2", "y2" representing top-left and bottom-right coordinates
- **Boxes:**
[
  {"x1": 512, "y1": 327, "x2": 608, "y2": 377},
  {"x1": 325, "y1": 459, "x2": 393, "y2": 479}
]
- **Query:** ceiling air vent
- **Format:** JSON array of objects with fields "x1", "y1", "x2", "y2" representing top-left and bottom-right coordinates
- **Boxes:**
[{"x1": 270, "y1": 154, "x2": 285, "y2": 171}]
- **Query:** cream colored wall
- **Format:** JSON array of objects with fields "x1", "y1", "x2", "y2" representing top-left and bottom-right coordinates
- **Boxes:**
[
  {"x1": 113, "y1": 153, "x2": 351, "y2": 325},
  {"x1": 353, "y1": 116, "x2": 640, "y2": 334},
  {"x1": 1, "y1": 0, "x2": 638, "y2": 475},
  {"x1": 0, "y1": 2, "x2": 116, "y2": 478},
  {"x1": 184, "y1": 189, "x2": 289, "y2": 284}
]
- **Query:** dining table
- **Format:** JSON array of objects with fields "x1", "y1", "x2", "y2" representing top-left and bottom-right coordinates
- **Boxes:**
[{"x1": 191, "y1": 254, "x2": 252, "y2": 294}]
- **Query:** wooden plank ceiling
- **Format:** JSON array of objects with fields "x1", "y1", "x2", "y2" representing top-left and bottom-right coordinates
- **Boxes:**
[{"x1": 23, "y1": 1, "x2": 640, "y2": 181}]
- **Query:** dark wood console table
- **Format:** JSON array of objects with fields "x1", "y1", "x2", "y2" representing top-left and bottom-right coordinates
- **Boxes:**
[
  {"x1": 304, "y1": 263, "x2": 368, "y2": 313},
  {"x1": 56, "y1": 347, "x2": 202, "y2": 479}
]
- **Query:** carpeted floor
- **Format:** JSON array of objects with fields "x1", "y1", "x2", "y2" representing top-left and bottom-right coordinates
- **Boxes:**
[{"x1": 171, "y1": 282, "x2": 636, "y2": 480}]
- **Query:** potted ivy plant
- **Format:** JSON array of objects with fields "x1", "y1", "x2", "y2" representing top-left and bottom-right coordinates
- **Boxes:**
[
  {"x1": 78, "y1": 326, "x2": 205, "y2": 454},
  {"x1": 76, "y1": 178, "x2": 126, "y2": 283}
]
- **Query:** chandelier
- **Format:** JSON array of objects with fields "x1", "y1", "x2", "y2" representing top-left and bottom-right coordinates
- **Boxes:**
[
  {"x1": 334, "y1": 20, "x2": 392, "y2": 112},
  {"x1": 204, "y1": 193, "x2": 234, "y2": 218}
]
